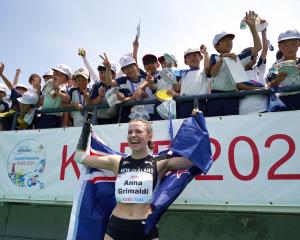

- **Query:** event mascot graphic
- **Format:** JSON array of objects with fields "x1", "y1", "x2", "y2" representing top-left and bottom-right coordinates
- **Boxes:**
[{"x1": 7, "y1": 139, "x2": 46, "y2": 189}]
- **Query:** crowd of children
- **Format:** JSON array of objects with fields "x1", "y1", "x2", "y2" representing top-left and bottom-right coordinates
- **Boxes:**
[{"x1": 0, "y1": 11, "x2": 299, "y2": 130}]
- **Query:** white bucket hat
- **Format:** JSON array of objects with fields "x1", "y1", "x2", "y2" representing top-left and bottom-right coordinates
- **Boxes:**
[
  {"x1": 52, "y1": 64, "x2": 72, "y2": 78},
  {"x1": 74, "y1": 68, "x2": 90, "y2": 80},
  {"x1": 119, "y1": 54, "x2": 136, "y2": 69},
  {"x1": 15, "y1": 84, "x2": 28, "y2": 90},
  {"x1": 43, "y1": 69, "x2": 53, "y2": 77},
  {"x1": 17, "y1": 90, "x2": 39, "y2": 105}
]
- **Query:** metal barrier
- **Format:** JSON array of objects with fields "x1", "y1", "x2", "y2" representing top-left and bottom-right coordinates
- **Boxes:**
[{"x1": 9, "y1": 85, "x2": 300, "y2": 130}]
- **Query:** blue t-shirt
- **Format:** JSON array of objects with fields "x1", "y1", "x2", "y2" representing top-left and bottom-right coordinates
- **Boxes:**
[
  {"x1": 10, "y1": 88, "x2": 22, "y2": 111},
  {"x1": 90, "y1": 81, "x2": 111, "y2": 100}
]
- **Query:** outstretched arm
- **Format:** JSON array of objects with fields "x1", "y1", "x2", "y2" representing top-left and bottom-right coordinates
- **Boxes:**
[
  {"x1": 200, "y1": 45, "x2": 211, "y2": 75},
  {"x1": 260, "y1": 28, "x2": 268, "y2": 60},
  {"x1": 13, "y1": 68, "x2": 21, "y2": 86},
  {"x1": 100, "y1": 53, "x2": 113, "y2": 87},
  {"x1": 245, "y1": 11, "x2": 262, "y2": 56},
  {"x1": 73, "y1": 120, "x2": 121, "y2": 174},
  {"x1": 76, "y1": 152, "x2": 121, "y2": 174},
  {"x1": 79, "y1": 48, "x2": 99, "y2": 83},
  {"x1": 0, "y1": 63, "x2": 14, "y2": 90},
  {"x1": 132, "y1": 38, "x2": 139, "y2": 64}
]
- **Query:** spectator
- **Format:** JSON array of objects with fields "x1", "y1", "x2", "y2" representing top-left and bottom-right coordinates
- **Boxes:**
[
  {"x1": 140, "y1": 53, "x2": 181, "y2": 120},
  {"x1": 12, "y1": 68, "x2": 21, "y2": 87},
  {"x1": 78, "y1": 48, "x2": 98, "y2": 88},
  {"x1": 12, "y1": 68, "x2": 41, "y2": 96},
  {"x1": 35, "y1": 64, "x2": 71, "y2": 129},
  {"x1": 42, "y1": 69, "x2": 53, "y2": 83},
  {"x1": 0, "y1": 63, "x2": 28, "y2": 130},
  {"x1": 0, "y1": 86, "x2": 9, "y2": 113},
  {"x1": 16, "y1": 90, "x2": 39, "y2": 130},
  {"x1": 239, "y1": 20, "x2": 269, "y2": 114},
  {"x1": 63, "y1": 68, "x2": 91, "y2": 127},
  {"x1": 28, "y1": 73, "x2": 42, "y2": 91},
  {"x1": 139, "y1": 53, "x2": 165, "y2": 120},
  {"x1": 41, "y1": 70, "x2": 54, "y2": 106},
  {"x1": 175, "y1": 46, "x2": 210, "y2": 118},
  {"x1": 158, "y1": 54, "x2": 178, "y2": 68},
  {"x1": 133, "y1": 38, "x2": 180, "y2": 120},
  {"x1": 267, "y1": 29, "x2": 300, "y2": 110},
  {"x1": 109, "y1": 54, "x2": 154, "y2": 122},
  {"x1": 208, "y1": 10, "x2": 262, "y2": 117},
  {"x1": 79, "y1": 49, "x2": 119, "y2": 124}
]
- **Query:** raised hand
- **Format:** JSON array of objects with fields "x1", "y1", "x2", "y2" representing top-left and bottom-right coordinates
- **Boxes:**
[
  {"x1": 192, "y1": 108, "x2": 202, "y2": 115},
  {"x1": 245, "y1": 10, "x2": 258, "y2": 29},
  {"x1": 0, "y1": 63, "x2": 5, "y2": 75},
  {"x1": 78, "y1": 48, "x2": 86, "y2": 57},
  {"x1": 99, "y1": 53, "x2": 111, "y2": 69},
  {"x1": 200, "y1": 44, "x2": 208, "y2": 55}
]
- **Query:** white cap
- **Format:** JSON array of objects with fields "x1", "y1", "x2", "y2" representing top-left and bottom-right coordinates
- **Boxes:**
[
  {"x1": 74, "y1": 68, "x2": 90, "y2": 80},
  {"x1": 213, "y1": 32, "x2": 235, "y2": 46},
  {"x1": 52, "y1": 64, "x2": 72, "y2": 78},
  {"x1": 43, "y1": 69, "x2": 53, "y2": 77},
  {"x1": 15, "y1": 84, "x2": 28, "y2": 90},
  {"x1": 119, "y1": 54, "x2": 136, "y2": 69},
  {"x1": 184, "y1": 48, "x2": 201, "y2": 58},
  {"x1": 0, "y1": 86, "x2": 6, "y2": 96},
  {"x1": 98, "y1": 62, "x2": 117, "y2": 73},
  {"x1": 17, "y1": 90, "x2": 39, "y2": 105},
  {"x1": 278, "y1": 29, "x2": 300, "y2": 43},
  {"x1": 170, "y1": 54, "x2": 178, "y2": 65}
]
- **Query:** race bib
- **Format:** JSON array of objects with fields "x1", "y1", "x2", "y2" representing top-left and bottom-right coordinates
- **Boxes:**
[{"x1": 115, "y1": 171, "x2": 153, "y2": 204}]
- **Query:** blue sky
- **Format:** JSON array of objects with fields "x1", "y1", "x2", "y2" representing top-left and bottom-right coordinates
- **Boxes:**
[{"x1": 1, "y1": 0, "x2": 299, "y2": 86}]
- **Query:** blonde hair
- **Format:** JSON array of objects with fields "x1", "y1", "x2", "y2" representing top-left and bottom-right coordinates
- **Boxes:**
[{"x1": 129, "y1": 118, "x2": 154, "y2": 150}]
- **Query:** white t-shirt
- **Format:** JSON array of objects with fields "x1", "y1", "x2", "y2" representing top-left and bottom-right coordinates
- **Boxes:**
[
  {"x1": 69, "y1": 88, "x2": 88, "y2": 127},
  {"x1": 180, "y1": 68, "x2": 209, "y2": 96},
  {"x1": 210, "y1": 49, "x2": 252, "y2": 91},
  {"x1": 239, "y1": 58, "x2": 268, "y2": 114}
]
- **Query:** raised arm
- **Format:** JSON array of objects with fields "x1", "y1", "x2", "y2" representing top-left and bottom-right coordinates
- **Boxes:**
[
  {"x1": 200, "y1": 44, "x2": 211, "y2": 75},
  {"x1": 13, "y1": 68, "x2": 21, "y2": 86},
  {"x1": 100, "y1": 53, "x2": 113, "y2": 87},
  {"x1": 0, "y1": 63, "x2": 14, "y2": 90},
  {"x1": 79, "y1": 48, "x2": 99, "y2": 83},
  {"x1": 132, "y1": 38, "x2": 139, "y2": 64},
  {"x1": 245, "y1": 11, "x2": 262, "y2": 56},
  {"x1": 73, "y1": 120, "x2": 121, "y2": 174},
  {"x1": 260, "y1": 27, "x2": 268, "y2": 60}
]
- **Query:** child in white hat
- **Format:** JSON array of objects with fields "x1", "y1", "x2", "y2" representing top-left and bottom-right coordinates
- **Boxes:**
[{"x1": 16, "y1": 90, "x2": 39, "y2": 130}]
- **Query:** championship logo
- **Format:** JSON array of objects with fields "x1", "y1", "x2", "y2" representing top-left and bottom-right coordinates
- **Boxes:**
[{"x1": 7, "y1": 139, "x2": 46, "y2": 189}]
